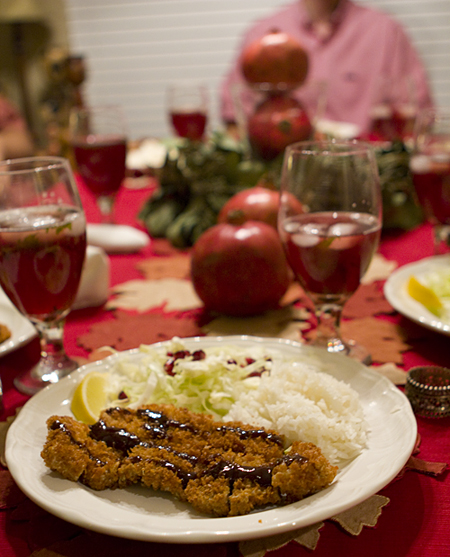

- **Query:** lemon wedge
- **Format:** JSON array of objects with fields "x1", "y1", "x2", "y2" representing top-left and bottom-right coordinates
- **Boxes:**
[
  {"x1": 407, "y1": 275, "x2": 443, "y2": 317},
  {"x1": 71, "y1": 371, "x2": 110, "y2": 424}
]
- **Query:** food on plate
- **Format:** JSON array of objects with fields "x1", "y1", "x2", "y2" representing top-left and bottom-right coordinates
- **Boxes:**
[
  {"x1": 406, "y1": 269, "x2": 450, "y2": 319},
  {"x1": 71, "y1": 371, "x2": 110, "y2": 425},
  {"x1": 41, "y1": 403, "x2": 337, "y2": 517},
  {"x1": 69, "y1": 338, "x2": 368, "y2": 466},
  {"x1": 407, "y1": 275, "x2": 443, "y2": 317},
  {"x1": 0, "y1": 322, "x2": 11, "y2": 344}
]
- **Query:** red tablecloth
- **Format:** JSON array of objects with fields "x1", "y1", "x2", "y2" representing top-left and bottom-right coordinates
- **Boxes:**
[{"x1": 0, "y1": 180, "x2": 449, "y2": 557}]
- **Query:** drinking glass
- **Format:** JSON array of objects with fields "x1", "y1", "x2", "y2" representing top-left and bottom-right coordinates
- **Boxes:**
[
  {"x1": 0, "y1": 157, "x2": 87, "y2": 394},
  {"x1": 410, "y1": 107, "x2": 450, "y2": 255},
  {"x1": 69, "y1": 105, "x2": 127, "y2": 223},
  {"x1": 278, "y1": 141, "x2": 382, "y2": 362},
  {"x1": 167, "y1": 83, "x2": 208, "y2": 141}
]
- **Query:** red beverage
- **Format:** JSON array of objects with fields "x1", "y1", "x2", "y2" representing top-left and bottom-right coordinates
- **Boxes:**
[
  {"x1": 72, "y1": 135, "x2": 127, "y2": 196},
  {"x1": 281, "y1": 212, "x2": 380, "y2": 302},
  {"x1": 410, "y1": 154, "x2": 450, "y2": 225},
  {"x1": 0, "y1": 206, "x2": 87, "y2": 322},
  {"x1": 170, "y1": 111, "x2": 207, "y2": 141}
]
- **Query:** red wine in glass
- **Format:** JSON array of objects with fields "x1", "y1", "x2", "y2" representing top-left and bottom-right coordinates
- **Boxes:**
[
  {"x1": 70, "y1": 106, "x2": 128, "y2": 223},
  {"x1": 278, "y1": 141, "x2": 382, "y2": 362},
  {"x1": 72, "y1": 135, "x2": 127, "y2": 196},
  {"x1": 0, "y1": 157, "x2": 87, "y2": 395},
  {"x1": 411, "y1": 107, "x2": 450, "y2": 254},
  {"x1": 170, "y1": 111, "x2": 207, "y2": 141},
  {"x1": 167, "y1": 83, "x2": 208, "y2": 141},
  {"x1": 282, "y1": 212, "x2": 380, "y2": 304},
  {"x1": 0, "y1": 206, "x2": 86, "y2": 321}
]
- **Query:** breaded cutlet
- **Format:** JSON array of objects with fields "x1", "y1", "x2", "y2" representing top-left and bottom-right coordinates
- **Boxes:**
[{"x1": 41, "y1": 403, "x2": 337, "y2": 517}]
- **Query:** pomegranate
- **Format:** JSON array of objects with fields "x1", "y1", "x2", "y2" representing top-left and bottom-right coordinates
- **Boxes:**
[
  {"x1": 247, "y1": 94, "x2": 312, "y2": 161},
  {"x1": 191, "y1": 221, "x2": 290, "y2": 317},
  {"x1": 218, "y1": 186, "x2": 281, "y2": 229},
  {"x1": 240, "y1": 29, "x2": 309, "y2": 90}
]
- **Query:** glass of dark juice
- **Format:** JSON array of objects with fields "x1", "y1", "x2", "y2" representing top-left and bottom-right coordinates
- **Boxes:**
[
  {"x1": 167, "y1": 83, "x2": 208, "y2": 141},
  {"x1": 278, "y1": 141, "x2": 382, "y2": 363},
  {"x1": 410, "y1": 107, "x2": 450, "y2": 255},
  {"x1": 0, "y1": 157, "x2": 87, "y2": 394},
  {"x1": 69, "y1": 105, "x2": 127, "y2": 223}
]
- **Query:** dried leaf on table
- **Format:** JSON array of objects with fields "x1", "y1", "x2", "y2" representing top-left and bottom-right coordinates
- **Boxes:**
[
  {"x1": 279, "y1": 281, "x2": 313, "y2": 309},
  {"x1": 0, "y1": 470, "x2": 27, "y2": 509},
  {"x1": 107, "y1": 279, "x2": 202, "y2": 312},
  {"x1": 343, "y1": 282, "x2": 394, "y2": 319},
  {"x1": 362, "y1": 253, "x2": 397, "y2": 284},
  {"x1": 202, "y1": 306, "x2": 310, "y2": 341},
  {"x1": 239, "y1": 522, "x2": 325, "y2": 556},
  {"x1": 370, "y1": 362, "x2": 407, "y2": 385},
  {"x1": 151, "y1": 238, "x2": 188, "y2": 256},
  {"x1": 77, "y1": 310, "x2": 203, "y2": 353},
  {"x1": 137, "y1": 254, "x2": 191, "y2": 280},
  {"x1": 330, "y1": 494, "x2": 390, "y2": 536},
  {"x1": 341, "y1": 317, "x2": 412, "y2": 364},
  {"x1": 0, "y1": 410, "x2": 21, "y2": 467}
]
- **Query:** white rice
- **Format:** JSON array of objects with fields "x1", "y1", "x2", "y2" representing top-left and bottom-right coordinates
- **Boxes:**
[{"x1": 224, "y1": 360, "x2": 368, "y2": 466}]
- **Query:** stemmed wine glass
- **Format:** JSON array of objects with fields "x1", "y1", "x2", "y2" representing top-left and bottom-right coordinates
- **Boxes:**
[
  {"x1": 0, "y1": 157, "x2": 87, "y2": 394},
  {"x1": 410, "y1": 107, "x2": 450, "y2": 255},
  {"x1": 278, "y1": 141, "x2": 382, "y2": 362},
  {"x1": 167, "y1": 83, "x2": 208, "y2": 141},
  {"x1": 69, "y1": 105, "x2": 127, "y2": 223}
]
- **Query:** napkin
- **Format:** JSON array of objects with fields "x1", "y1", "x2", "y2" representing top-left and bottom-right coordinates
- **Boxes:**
[
  {"x1": 73, "y1": 245, "x2": 110, "y2": 309},
  {"x1": 87, "y1": 224, "x2": 150, "y2": 253}
]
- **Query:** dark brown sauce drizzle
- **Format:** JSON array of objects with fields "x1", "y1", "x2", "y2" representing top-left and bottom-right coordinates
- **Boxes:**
[
  {"x1": 52, "y1": 409, "x2": 308, "y2": 491},
  {"x1": 50, "y1": 419, "x2": 107, "y2": 466}
]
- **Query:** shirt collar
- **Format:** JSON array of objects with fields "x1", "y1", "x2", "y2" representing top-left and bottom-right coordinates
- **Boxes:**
[{"x1": 298, "y1": 0, "x2": 350, "y2": 38}]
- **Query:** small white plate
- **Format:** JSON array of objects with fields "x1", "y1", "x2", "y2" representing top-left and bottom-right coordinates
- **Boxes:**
[
  {"x1": 384, "y1": 255, "x2": 450, "y2": 336},
  {"x1": 87, "y1": 224, "x2": 150, "y2": 253},
  {"x1": 5, "y1": 336, "x2": 417, "y2": 544},
  {"x1": 0, "y1": 288, "x2": 37, "y2": 357}
]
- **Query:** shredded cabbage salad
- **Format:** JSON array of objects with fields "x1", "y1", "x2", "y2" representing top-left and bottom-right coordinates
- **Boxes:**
[{"x1": 102, "y1": 338, "x2": 280, "y2": 420}]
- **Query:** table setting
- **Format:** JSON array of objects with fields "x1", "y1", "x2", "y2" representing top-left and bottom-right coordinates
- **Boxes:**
[{"x1": 0, "y1": 45, "x2": 450, "y2": 553}]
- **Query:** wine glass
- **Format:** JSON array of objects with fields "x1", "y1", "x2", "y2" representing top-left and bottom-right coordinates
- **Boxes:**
[
  {"x1": 278, "y1": 140, "x2": 382, "y2": 362},
  {"x1": 69, "y1": 105, "x2": 127, "y2": 223},
  {"x1": 410, "y1": 106, "x2": 450, "y2": 255},
  {"x1": 0, "y1": 157, "x2": 87, "y2": 394},
  {"x1": 167, "y1": 83, "x2": 208, "y2": 141}
]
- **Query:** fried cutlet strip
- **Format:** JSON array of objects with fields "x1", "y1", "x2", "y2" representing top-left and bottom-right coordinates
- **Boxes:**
[{"x1": 41, "y1": 404, "x2": 337, "y2": 516}]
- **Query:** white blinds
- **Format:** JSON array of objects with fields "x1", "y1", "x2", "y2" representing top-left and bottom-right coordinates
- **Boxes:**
[{"x1": 66, "y1": 0, "x2": 450, "y2": 140}]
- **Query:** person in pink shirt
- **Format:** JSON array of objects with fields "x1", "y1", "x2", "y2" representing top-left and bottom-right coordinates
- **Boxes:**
[
  {"x1": 220, "y1": 0, "x2": 434, "y2": 137},
  {"x1": 0, "y1": 94, "x2": 34, "y2": 160}
]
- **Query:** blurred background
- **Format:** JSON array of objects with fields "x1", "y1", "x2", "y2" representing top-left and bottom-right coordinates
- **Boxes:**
[{"x1": 0, "y1": 0, "x2": 449, "y2": 148}]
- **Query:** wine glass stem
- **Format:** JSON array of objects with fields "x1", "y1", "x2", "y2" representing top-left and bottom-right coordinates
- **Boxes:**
[
  {"x1": 433, "y1": 224, "x2": 450, "y2": 255},
  {"x1": 34, "y1": 319, "x2": 78, "y2": 383},
  {"x1": 314, "y1": 302, "x2": 347, "y2": 354},
  {"x1": 97, "y1": 195, "x2": 115, "y2": 224}
]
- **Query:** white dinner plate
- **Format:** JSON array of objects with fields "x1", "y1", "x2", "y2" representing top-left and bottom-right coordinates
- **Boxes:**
[
  {"x1": 0, "y1": 288, "x2": 37, "y2": 357},
  {"x1": 384, "y1": 255, "x2": 450, "y2": 336},
  {"x1": 5, "y1": 336, "x2": 417, "y2": 544}
]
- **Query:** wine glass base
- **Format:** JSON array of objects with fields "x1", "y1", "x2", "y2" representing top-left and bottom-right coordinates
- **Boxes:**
[
  {"x1": 14, "y1": 357, "x2": 79, "y2": 396},
  {"x1": 306, "y1": 335, "x2": 372, "y2": 365}
]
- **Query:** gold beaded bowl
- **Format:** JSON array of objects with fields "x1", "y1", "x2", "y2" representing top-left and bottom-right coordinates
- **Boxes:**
[{"x1": 406, "y1": 366, "x2": 450, "y2": 418}]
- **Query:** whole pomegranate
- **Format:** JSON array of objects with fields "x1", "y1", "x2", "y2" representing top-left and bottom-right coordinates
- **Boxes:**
[
  {"x1": 191, "y1": 221, "x2": 290, "y2": 317},
  {"x1": 241, "y1": 29, "x2": 309, "y2": 90},
  {"x1": 248, "y1": 94, "x2": 312, "y2": 160},
  {"x1": 218, "y1": 186, "x2": 280, "y2": 229}
]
